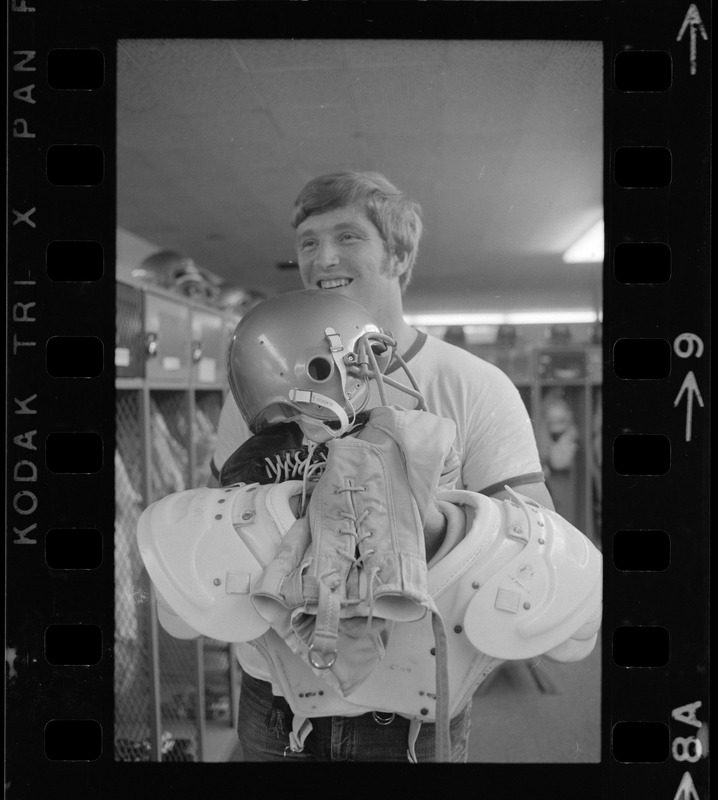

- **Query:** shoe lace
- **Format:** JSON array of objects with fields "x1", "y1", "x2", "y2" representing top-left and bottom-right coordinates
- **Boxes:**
[{"x1": 263, "y1": 445, "x2": 327, "y2": 483}]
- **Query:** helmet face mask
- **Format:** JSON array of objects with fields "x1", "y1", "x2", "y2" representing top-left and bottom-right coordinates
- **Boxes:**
[{"x1": 228, "y1": 290, "x2": 400, "y2": 443}]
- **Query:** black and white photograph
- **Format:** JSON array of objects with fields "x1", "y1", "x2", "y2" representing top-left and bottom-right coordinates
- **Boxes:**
[
  {"x1": 5, "y1": 0, "x2": 711, "y2": 793},
  {"x1": 114, "y1": 36, "x2": 604, "y2": 764}
]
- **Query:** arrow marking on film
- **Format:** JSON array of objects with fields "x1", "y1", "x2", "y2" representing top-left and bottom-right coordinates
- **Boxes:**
[
  {"x1": 673, "y1": 771, "x2": 700, "y2": 800},
  {"x1": 677, "y1": 4, "x2": 708, "y2": 75},
  {"x1": 673, "y1": 371, "x2": 704, "y2": 442}
]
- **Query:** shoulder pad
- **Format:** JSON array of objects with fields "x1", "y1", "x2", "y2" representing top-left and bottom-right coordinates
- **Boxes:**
[
  {"x1": 137, "y1": 481, "x2": 302, "y2": 642},
  {"x1": 463, "y1": 488, "x2": 602, "y2": 660},
  {"x1": 155, "y1": 587, "x2": 202, "y2": 640}
]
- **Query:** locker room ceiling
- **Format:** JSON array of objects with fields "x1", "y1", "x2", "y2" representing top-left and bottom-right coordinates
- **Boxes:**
[{"x1": 117, "y1": 38, "x2": 603, "y2": 317}]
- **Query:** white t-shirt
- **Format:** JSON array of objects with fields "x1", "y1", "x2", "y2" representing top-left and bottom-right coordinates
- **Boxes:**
[{"x1": 211, "y1": 330, "x2": 544, "y2": 681}]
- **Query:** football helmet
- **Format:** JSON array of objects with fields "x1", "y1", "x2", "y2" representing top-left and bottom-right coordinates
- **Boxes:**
[{"x1": 227, "y1": 290, "x2": 424, "y2": 443}]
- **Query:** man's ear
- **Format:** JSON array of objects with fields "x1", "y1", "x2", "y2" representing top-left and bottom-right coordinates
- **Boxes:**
[{"x1": 390, "y1": 251, "x2": 411, "y2": 279}]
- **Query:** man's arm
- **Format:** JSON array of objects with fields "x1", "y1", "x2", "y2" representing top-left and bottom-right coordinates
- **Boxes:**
[
  {"x1": 488, "y1": 481, "x2": 555, "y2": 511},
  {"x1": 426, "y1": 480, "x2": 554, "y2": 561}
]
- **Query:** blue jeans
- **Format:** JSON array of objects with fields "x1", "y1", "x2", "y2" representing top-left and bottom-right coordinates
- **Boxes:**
[{"x1": 236, "y1": 670, "x2": 472, "y2": 762}]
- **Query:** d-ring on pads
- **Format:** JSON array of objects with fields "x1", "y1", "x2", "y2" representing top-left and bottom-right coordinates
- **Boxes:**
[
  {"x1": 462, "y1": 488, "x2": 603, "y2": 661},
  {"x1": 136, "y1": 481, "x2": 303, "y2": 642}
]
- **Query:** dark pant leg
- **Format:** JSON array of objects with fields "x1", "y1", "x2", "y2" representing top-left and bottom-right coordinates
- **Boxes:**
[{"x1": 236, "y1": 670, "x2": 316, "y2": 762}]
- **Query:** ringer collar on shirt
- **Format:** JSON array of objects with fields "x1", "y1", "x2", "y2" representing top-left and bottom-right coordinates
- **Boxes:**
[{"x1": 386, "y1": 329, "x2": 427, "y2": 375}]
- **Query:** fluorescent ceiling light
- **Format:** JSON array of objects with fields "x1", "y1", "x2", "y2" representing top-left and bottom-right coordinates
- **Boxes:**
[
  {"x1": 562, "y1": 219, "x2": 604, "y2": 263},
  {"x1": 405, "y1": 309, "x2": 602, "y2": 327}
]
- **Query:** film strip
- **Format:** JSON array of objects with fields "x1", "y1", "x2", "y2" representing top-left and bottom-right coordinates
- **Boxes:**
[{"x1": 6, "y1": 0, "x2": 710, "y2": 795}]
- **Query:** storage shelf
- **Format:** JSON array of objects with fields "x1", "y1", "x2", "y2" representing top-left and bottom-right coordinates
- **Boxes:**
[
  {"x1": 537, "y1": 377, "x2": 601, "y2": 387},
  {"x1": 116, "y1": 378, "x2": 146, "y2": 390},
  {"x1": 115, "y1": 279, "x2": 240, "y2": 763}
]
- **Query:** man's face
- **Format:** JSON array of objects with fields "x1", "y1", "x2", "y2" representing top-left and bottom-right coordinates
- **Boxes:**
[{"x1": 295, "y1": 203, "x2": 406, "y2": 317}]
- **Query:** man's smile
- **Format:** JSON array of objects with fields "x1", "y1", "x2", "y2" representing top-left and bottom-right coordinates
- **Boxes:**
[{"x1": 318, "y1": 278, "x2": 353, "y2": 290}]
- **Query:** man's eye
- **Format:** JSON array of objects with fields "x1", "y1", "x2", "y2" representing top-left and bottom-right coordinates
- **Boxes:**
[
  {"x1": 299, "y1": 239, "x2": 316, "y2": 250},
  {"x1": 339, "y1": 232, "x2": 359, "y2": 242}
]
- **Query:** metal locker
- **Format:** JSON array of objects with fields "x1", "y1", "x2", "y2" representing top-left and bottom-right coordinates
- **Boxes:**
[
  {"x1": 144, "y1": 290, "x2": 191, "y2": 383},
  {"x1": 190, "y1": 308, "x2": 224, "y2": 386},
  {"x1": 116, "y1": 281, "x2": 145, "y2": 378}
]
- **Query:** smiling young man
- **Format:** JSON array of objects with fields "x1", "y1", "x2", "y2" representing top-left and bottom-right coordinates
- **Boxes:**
[
  {"x1": 209, "y1": 171, "x2": 554, "y2": 761},
  {"x1": 293, "y1": 186, "x2": 416, "y2": 357}
]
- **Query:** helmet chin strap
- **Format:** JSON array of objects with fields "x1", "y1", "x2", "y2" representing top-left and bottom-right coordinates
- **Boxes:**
[
  {"x1": 286, "y1": 325, "x2": 427, "y2": 443},
  {"x1": 287, "y1": 388, "x2": 351, "y2": 443},
  {"x1": 286, "y1": 326, "x2": 358, "y2": 444}
]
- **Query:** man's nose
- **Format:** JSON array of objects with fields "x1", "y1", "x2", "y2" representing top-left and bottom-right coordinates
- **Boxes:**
[{"x1": 312, "y1": 239, "x2": 340, "y2": 268}]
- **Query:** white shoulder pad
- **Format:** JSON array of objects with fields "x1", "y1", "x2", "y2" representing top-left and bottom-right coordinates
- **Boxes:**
[
  {"x1": 463, "y1": 489, "x2": 602, "y2": 660},
  {"x1": 155, "y1": 586, "x2": 202, "y2": 640},
  {"x1": 137, "y1": 481, "x2": 303, "y2": 642}
]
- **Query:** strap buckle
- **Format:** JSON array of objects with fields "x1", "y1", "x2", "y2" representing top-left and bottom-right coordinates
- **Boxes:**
[
  {"x1": 324, "y1": 327, "x2": 344, "y2": 353},
  {"x1": 308, "y1": 644, "x2": 337, "y2": 670}
]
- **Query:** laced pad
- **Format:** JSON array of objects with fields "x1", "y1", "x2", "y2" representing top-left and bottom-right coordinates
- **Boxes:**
[{"x1": 251, "y1": 406, "x2": 459, "y2": 761}]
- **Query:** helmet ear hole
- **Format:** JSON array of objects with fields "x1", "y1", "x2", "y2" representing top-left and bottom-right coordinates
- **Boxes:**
[{"x1": 307, "y1": 356, "x2": 333, "y2": 382}]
